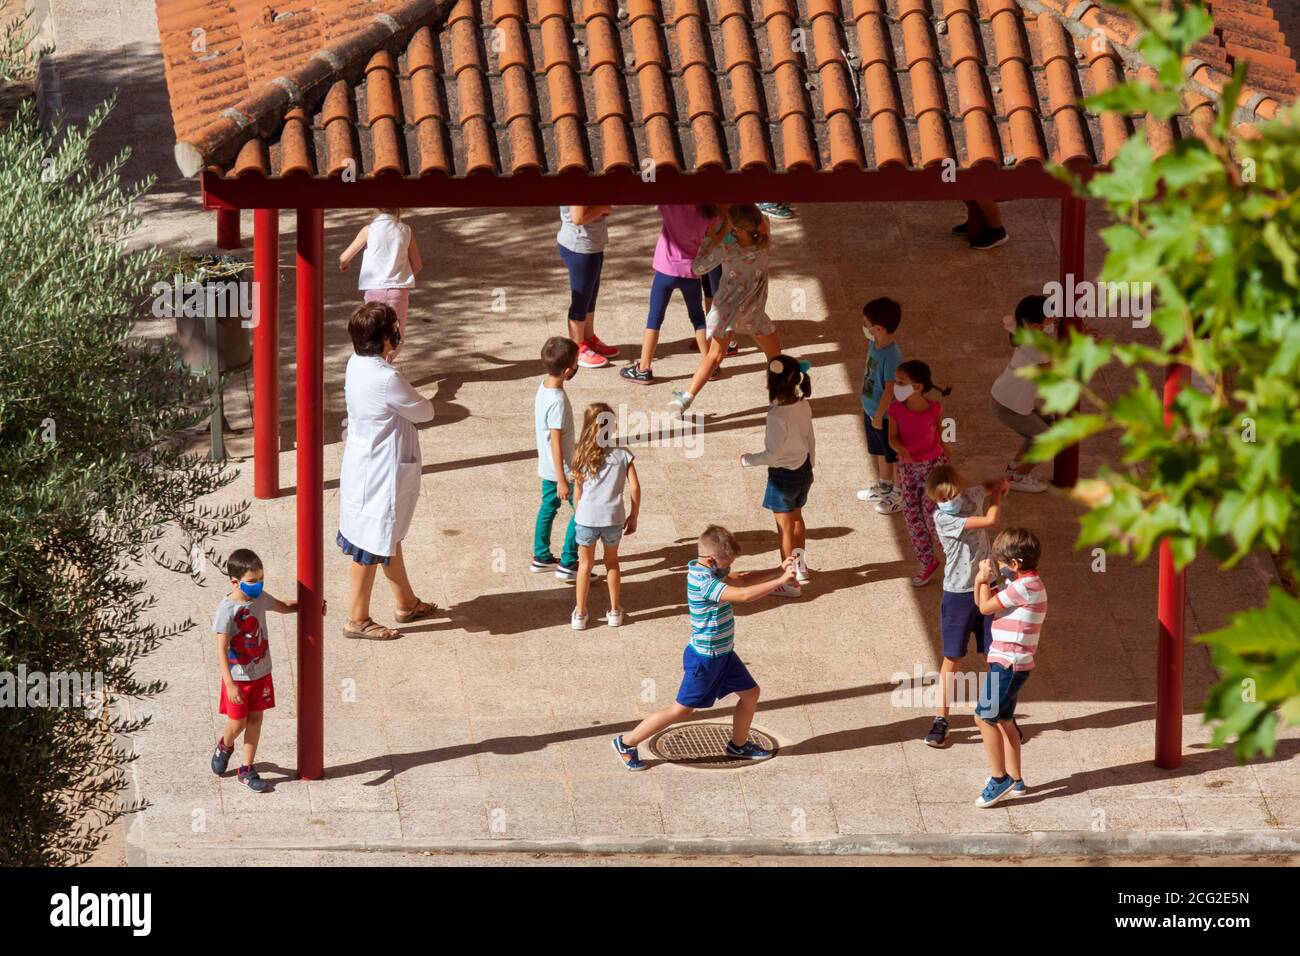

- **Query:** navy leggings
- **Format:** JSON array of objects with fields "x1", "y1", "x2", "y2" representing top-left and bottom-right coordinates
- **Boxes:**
[
  {"x1": 557, "y1": 243, "x2": 603, "y2": 325},
  {"x1": 646, "y1": 271, "x2": 707, "y2": 331}
]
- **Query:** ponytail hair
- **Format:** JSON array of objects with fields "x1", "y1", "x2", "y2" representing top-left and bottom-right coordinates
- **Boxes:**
[
  {"x1": 727, "y1": 203, "x2": 770, "y2": 249},
  {"x1": 767, "y1": 353, "x2": 811, "y2": 403},
  {"x1": 896, "y1": 359, "x2": 952, "y2": 398}
]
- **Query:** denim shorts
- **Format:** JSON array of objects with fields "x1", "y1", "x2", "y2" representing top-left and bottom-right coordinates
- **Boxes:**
[
  {"x1": 575, "y1": 523, "x2": 623, "y2": 547},
  {"x1": 975, "y1": 663, "x2": 1030, "y2": 722},
  {"x1": 762, "y1": 456, "x2": 813, "y2": 513}
]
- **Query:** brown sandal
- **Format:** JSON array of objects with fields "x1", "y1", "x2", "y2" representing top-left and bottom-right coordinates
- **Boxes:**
[
  {"x1": 343, "y1": 618, "x2": 399, "y2": 641},
  {"x1": 394, "y1": 600, "x2": 438, "y2": 624}
]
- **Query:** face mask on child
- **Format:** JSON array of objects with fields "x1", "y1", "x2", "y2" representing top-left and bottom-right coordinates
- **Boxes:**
[
  {"x1": 238, "y1": 580, "x2": 264, "y2": 599},
  {"x1": 893, "y1": 383, "x2": 916, "y2": 402},
  {"x1": 863, "y1": 327, "x2": 876, "y2": 342},
  {"x1": 937, "y1": 499, "x2": 962, "y2": 515},
  {"x1": 997, "y1": 565, "x2": 1016, "y2": 584}
]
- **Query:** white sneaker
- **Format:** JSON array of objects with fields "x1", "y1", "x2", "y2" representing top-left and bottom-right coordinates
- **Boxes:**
[
  {"x1": 856, "y1": 483, "x2": 884, "y2": 502},
  {"x1": 874, "y1": 491, "x2": 902, "y2": 514},
  {"x1": 667, "y1": 390, "x2": 694, "y2": 417},
  {"x1": 772, "y1": 582, "x2": 802, "y2": 598},
  {"x1": 605, "y1": 608, "x2": 624, "y2": 627},
  {"x1": 571, "y1": 609, "x2": 588, "y2": 630},
  {"x1": 791, "y1": 548, "x2": 810, "y2": 585},
  {"x1": 1008, "y1": 471, "x2": 1048, "y2": 493}
]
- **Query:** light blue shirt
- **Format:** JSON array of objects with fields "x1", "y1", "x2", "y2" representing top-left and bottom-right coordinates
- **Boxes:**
[
  {"x1": 535, "y1": 383, "x2": 573, "y2": 481},
  {"x1": 861, "y1": 340, "x2": 901, "y2": 417}
]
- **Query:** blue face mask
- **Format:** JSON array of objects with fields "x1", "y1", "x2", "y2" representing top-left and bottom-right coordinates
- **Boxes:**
[
  {"x1": 239, "y1": 580, "x2": 264, "y2": 599},
  {"x1": 937, "y1": 499, "x2": 962, "y2": 515},
  {"x1": 997, "y1": 566, "x2": 1016, "y2": 584}
]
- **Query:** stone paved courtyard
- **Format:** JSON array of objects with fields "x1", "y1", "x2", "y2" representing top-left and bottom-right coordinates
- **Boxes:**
[{"x1": 38, "y1": 0, "x2": 1300, "y2": 864}]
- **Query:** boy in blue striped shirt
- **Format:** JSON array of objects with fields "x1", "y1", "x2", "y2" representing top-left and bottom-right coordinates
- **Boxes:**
[{"x1": 612, "y1": 524, "x2": 796, "y2": 770}]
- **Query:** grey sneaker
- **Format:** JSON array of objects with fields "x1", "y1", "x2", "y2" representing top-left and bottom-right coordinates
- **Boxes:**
[{"x1": 619, "y1": 362, "x2": 653, "y2": 385}]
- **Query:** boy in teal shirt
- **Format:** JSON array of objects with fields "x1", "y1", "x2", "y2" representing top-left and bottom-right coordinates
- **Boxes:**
[
  {"x1": 532, "y1": 336, "x2": 581, "y2": 580},
  {"x1": 857, "y1": 297, "x2": 904, "y2": 514}
]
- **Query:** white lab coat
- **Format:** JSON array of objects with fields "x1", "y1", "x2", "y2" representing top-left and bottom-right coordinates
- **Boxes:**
[{"x1": 338, "y1": 353, "x2": 434, "y2": 557}]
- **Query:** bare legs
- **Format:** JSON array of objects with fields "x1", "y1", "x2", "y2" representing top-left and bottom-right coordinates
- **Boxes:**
[
  {"x1": 222, "y1": 710, "x2": 263, "y2": 768},
  {"x1": 774, "y1": 509, "x2": 805, "y2": 561},
  {"x1": 937, "y1": 656, "x2": 960, "y2": 720},
  {"x1": 575, "y1": 541, "x2": 622, "y2": 618},
  {"x1": 345, "y1": 541, "x2": 422, "y2": 628},
  {"x1": 681, "y1": 330, "x2": 783, "y2": 403},
  {"x1": 976, "y1": 716, "x2": 1022, "y2": 780},
  {"x1": 963, "y1": 200, "x2": 1004, "y2": 232},
  {"x1": 621, "y1": 686, "x2": 761, "y2": 751}
]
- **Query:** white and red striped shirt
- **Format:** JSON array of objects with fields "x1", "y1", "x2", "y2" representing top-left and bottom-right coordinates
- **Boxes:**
[{"x1": 989, "y1": 572, "x2": 1046, "y2": 671}]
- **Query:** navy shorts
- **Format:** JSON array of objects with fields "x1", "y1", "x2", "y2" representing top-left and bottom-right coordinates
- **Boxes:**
[
  {"x1": 940, "y1": 590, "x2": 992, "y2": 658},
  {"x1": 762, "y1": 456, "x2": 813, "y2": 513},
  {"x1": 864, "y1": 412, "x2": 897, "y2": 464},
  {"x1": 646, "y1": 271, "x2": 706, "y2": 331},
  {"x1": 677, "y1": 646, "x2": 757, "y2": 708},
  {"x1": 975, "y1": 663, "x2": 1030, "y2": 722}
]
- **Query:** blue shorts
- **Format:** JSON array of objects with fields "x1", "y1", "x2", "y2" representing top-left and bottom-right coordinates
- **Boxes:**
[
  {"x1": 940, "y1": 590, "x2": 992, "y2": 658},
  {"x1": 975, "y1": 663, "x2": 1030, "y2": 722},
  {"x1": 575, "y1": 523, "x2": 623, "y2": 547},
  {"x1": 762, "y1": 456, "x2": 813, "y2": 513},
  {"x1": 646, "y1": 271, "x2": 706, "y2": 331},
  {"x1": 864, "y1": 412, "x2": 897, "y2": 464},
  {"x1": 676, "y1": 646, "x2": 757, "y2": 708}
]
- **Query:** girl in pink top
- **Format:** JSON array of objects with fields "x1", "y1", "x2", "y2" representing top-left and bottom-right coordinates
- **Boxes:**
[
  {"x1": 621, "y1": 205, "x2": 718, "y2": 386},
  {"x1": 887, "y1": 359, "x2": 953, "y2": 586}
]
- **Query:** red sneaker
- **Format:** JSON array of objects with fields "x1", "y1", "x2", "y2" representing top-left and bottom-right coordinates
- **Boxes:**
[
  {"x1": 587, "y1": 335, "x2": 618, "y2": 358},
  {"x1": 577, "y1": 344, "x2": 610, "y2": 369}
]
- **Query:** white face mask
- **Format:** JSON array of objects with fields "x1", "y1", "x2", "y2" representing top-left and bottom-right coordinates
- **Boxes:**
[
  {"x1": 863, "y1": 327, "x2": 876, "y2": 342},
  {"x1": 1042, "y1": 323, "x2": 1057, "y2": 338},
  {"x1": 894, "y1": 383, "x2": 916, "y2": 402}
]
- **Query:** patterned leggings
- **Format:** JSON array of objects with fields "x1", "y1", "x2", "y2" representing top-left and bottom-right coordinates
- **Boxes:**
[{"x1": 897, "y1": 455, "x2": 947, "y2": 571}]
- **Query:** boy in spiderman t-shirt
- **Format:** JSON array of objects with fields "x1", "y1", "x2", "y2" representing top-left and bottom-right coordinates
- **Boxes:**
[{"x1": 210, "y1": 549, "x2": 315, "y2": 792}]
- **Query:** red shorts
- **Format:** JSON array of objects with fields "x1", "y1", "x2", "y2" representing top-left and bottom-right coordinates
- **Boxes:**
[{"x1": 219, "y1": 673, "x2": 275, "y2": 719}]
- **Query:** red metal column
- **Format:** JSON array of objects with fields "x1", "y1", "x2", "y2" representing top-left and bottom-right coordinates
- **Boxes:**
[
  {"x1": 1051, "y1": 196, "x2": 1086, "y2": 488},
  {"x1": 1155, "y1": 362, "x2": 1189, "y2": 769},
  {"x1": 216, "y1": 208, "x2": 241, "y2": 249},
  {"x1": 295, "y1": 208, "x2": 325, "y2": 780},
  {"x1": 253, "y1": 209, "x2": 280, "y2": 500}
]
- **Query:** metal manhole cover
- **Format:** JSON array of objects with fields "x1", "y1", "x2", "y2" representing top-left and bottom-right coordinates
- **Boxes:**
[{"x1": 647, "y1": 722, "x2": 778, "y2": 769}]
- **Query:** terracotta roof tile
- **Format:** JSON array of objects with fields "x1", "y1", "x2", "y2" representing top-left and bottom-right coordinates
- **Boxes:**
[{"x1": 159, "y1": 0, "x2": 1298, "y2": 183}]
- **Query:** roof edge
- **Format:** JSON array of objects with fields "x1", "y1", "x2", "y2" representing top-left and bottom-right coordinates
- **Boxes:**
[
  {"x1": 174, "y1": 0, "x2": 459, "y2": 178},
  {"x1": 1019, "y1": 0, "x2": 1294, "y2": 128}
]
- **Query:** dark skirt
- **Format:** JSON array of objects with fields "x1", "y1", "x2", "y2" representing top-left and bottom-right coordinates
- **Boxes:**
[
  {"x1": 336, "y1": 531, "x2": 390, "y2": 566},
  {"x1": 762, "y1": 456, "x2": 814, "y2": 513}
]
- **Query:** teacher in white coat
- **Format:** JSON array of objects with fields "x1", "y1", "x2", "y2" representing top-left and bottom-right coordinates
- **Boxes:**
[{"x1": 337, "y1": 301, "x2": 438, "y2": 640}]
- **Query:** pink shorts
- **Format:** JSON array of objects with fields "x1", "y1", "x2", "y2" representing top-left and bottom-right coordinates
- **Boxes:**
[{"x1": 363, "y1": 288, "x2": 410, "y2": 334}]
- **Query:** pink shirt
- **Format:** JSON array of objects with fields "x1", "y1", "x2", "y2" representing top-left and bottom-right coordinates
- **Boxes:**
[
  {"x1": 653, "y1": 205, "x2": 712, "y2": 277},
  {"x1": 989, "y1": 572, "x2": 1047, "y2": 671},
  {"x1": 888, "y1": 399, "x2": 944, "y2": 461}
]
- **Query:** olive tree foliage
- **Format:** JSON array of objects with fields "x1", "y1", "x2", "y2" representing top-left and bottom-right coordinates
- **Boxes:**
[
  {"x1": 0, "y1": 58, "x2": 246, "y2": 860},
  {"x1": 1023, "y1": 1, "x2": 1300, "y2": 760}
]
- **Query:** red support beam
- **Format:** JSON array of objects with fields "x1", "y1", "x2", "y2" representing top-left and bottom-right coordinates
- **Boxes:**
[
  {"x1": 1156, "y1": 362, "x2": 1189, "y2": 769},
  {"x1": 1052, "y1": 196, "x2": 1087, "y2": 488},
  {"x1": 253, "y1": 209, "x2": 280, "y2": 500},
  {"x1": 202, "y1": 162, "x2": 1085, "y2": 211},
  {"x1": 295, "y1": 208, "x2": 325, "y2": 780},
  {"x1": 216, "y1": 208, "x2": 241, "y2": 249}
]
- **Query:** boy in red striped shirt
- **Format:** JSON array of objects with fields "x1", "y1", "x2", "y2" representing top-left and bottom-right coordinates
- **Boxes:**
[{"x1": 972, "y1": 528, "x2": 1046, "y2": 807}]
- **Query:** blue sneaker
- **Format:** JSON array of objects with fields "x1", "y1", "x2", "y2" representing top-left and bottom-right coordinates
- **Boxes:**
[
  {"x1": 725, "y1": 740, "x2": 772, "y2": 761},
  {"x1": 611, "y1": 735, "x2": 646, "y2": 771},
  {"x1": 211, "y1": 738, "x2": 233, "y2": 775},
  {"x1": 975, "y1": 774, "x2": 1015, "y2": 807},
  {"x1": 237, "y1": 766, "x2": 269, "y2": 793},
  {"x1": 1011, "y1": 778, "x2": 1027, "y2": 797},
  {"x1": 757, "y1": 202, "x2": 795, "y2": 220}
]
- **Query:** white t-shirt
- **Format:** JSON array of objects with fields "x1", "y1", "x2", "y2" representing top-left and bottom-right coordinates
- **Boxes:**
[
  {"x1": 534, "y1": 384, "x2": 573, "y2": 482},
  {"x1": 990, "y1": 344, "x2": 1046, "y2": 416},
  {"x1": 358, "y1": 214, "x2": 415, "y2": 290},
  {"x1": 741, "y1": 400, "x2": 816, "y2": 470},
  {"x1": 575, "y1": 447, "x2": 633, "y2": 527}
]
